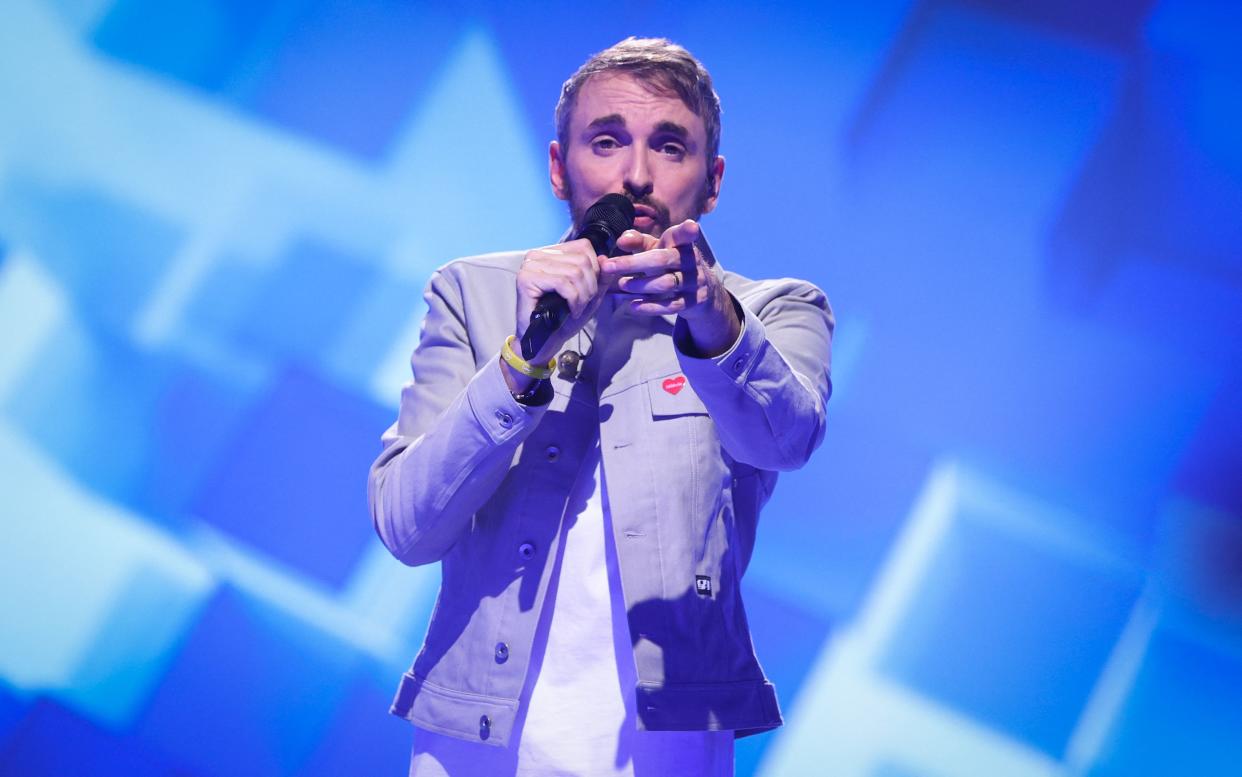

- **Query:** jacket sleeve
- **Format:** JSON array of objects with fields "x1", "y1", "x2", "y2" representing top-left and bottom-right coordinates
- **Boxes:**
[
  {"x1": 674, "y1": 279, "x2": 834, "y2": 472},
  {"x1": 367, "y1": 267, "x2": 549, "y2": 566}
]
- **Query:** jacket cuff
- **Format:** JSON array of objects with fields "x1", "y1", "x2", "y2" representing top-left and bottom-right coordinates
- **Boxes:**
[
  {"x1": 466, "y1": 354, "x2": 551, "y2": 445},
  {"x1": 674, "y1": 294, "x2": 765, "y2": 387}
]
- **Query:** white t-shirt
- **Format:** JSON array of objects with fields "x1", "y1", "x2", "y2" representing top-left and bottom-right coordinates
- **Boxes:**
[{"x1": 408, "y1": 443, "x2": 733, "y2": 776}]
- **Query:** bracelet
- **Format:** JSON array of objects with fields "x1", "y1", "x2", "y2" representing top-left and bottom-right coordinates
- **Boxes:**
[{"x1": 502, "y1": 335, "x2": 556, "y2": 380}]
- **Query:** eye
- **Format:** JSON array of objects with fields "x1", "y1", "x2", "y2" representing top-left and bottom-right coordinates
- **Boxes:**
[
  {"x1": 592, "y1": 136, "x2": 620, "y2": 152},
  {"x1": 658, "y1": 142, "x2": 686, "y2": 158}
]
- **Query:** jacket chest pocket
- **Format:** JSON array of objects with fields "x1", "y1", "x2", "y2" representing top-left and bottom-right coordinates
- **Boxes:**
[
  {"x1": 647, "y1": 368, "x2": 709, "y2": 419},
  {"x1": 642, "y1": 367, "x2": 732, "y2": 524}
]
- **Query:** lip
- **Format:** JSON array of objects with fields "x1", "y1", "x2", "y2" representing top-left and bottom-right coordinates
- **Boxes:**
[{"x1": 632, "y1": 204, "x2": 658, "y2": 220}]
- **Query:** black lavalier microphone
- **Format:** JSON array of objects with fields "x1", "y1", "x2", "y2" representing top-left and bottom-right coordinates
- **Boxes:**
[{"x1": 520, "y1": 193, "x2": 635, "y2": 361}]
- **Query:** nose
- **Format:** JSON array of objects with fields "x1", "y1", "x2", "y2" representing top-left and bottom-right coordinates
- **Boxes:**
[{"x1": 623, "y1": 148, "x2": 653, "y2": 200}]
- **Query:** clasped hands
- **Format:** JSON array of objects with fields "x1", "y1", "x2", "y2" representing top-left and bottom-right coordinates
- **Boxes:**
[{"x1": 514, "y1": 219, "x2": 742, "y2": 368}]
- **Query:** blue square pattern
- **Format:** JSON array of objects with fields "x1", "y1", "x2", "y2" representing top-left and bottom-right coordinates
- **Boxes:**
[
  {"x1": 92, "y1": 0, "x2": 285, "y2": 95},
  {"x1": 179, "y1": 251, "x2": 270, "y2": 345},
  {"x1": 1046, "y1": 104, "x2": 1242, "y2": 372},
  {"x1": 956, "y1": 0, "x2": 1157, "y2": 49},
  {"x1": 1046, "y1": 42, "x2": 1242, "y2": 332},
  {"x1": 133, "y1": 586, "x2": 360, "y2": 777},
  {"x1": 241, "y1": 0, "x2": 465, "y2": 160},
  {"x1": 297, "y1": 673, "x2": 412, "y2": 777},
  {"x1": 1136, "y1": 54, "x2": 1242, "y2": 276},
  {"x1": 0, "y1": 682, "x2": 30, "y2": 748},
  {"x1": 878, "y1": 505, "x2": 1141, "y2": 758},
  {"x1": 1089, "y1": 624, "x2": 1242, "y2": 777},
  {"x1": 93, "y1": 0, "x2": 468, "y2": 158},
  {"x1": 749, "y1": 411, "x2": 935, "y2": 623},
  {"x1": 320, "y1": 270, "x2": 424, "y2": 392},
  {"x1": 141, "y1": 363, "x2": 267, "y2": 520},
  {"x1": 809, "y1": 4, "x2": 1214, "y2": 533},
  {"x1": 2, "y1": 321, "x2": 261, "y2": 523},
  {"x1": 844, "y1": 1, "x2": 1122, "y2": 256},
  {"x1": 1173, "y1": 375, "x2": 1242, "y2": 516},
  {"x1": 0, "y1": 699, "x2": 194, "y2": 777},
  {"x1": 193, "y1": 367, "x2": 392, "y2": 588},
  {"x1": 234, "y1": 239, "x2": 377, "y2": 369},
  {"x1": 0, "y1": 178, "x2": 183, "y2": 336}
]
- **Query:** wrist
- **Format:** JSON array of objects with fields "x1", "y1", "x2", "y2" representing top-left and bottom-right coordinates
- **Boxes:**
[
  {"x1": 500, "y1": 356, "x2": 539, "y2": 395},
  {"x1": 499, "y1": 336, "x2": 555, "y2": 405},
  {"x1": 680, "y1": 288, "x2": 743, "y2": 357}
]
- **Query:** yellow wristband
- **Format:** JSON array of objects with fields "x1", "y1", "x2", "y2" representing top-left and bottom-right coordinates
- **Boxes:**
[{"x1": 502, "y1": 335, "x2": 556, "y2": 380}]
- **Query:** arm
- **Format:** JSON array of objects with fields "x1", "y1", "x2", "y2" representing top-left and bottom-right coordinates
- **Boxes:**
[
  {"x1": 674, "y1": 281, "x2": 833, "y2": 472},
  {"x1": 367, "y1": 268, "x2": 550, "y2": 567},
  {"x1": 369, "y1": 235, "x2": 610, "y2": 567},
  {"x1": 606, "y1": 221, "x2": 833, "y2": 472}
]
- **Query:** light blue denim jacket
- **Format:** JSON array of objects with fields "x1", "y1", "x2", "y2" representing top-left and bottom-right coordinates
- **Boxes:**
[{"x1": 368, "y1": 241, "x2": 833, "y2": 747}]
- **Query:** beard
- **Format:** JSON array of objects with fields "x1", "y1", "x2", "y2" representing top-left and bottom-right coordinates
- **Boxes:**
[{"x1": 565, "y1": 175, "x2": 713, "y2": 239}]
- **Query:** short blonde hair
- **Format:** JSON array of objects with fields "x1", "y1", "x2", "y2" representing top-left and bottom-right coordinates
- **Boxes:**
[{"x1": 555, "y1": 37, "x2": 722, "y2": 164}]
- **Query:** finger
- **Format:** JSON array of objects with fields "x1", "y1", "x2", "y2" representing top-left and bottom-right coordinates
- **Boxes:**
[
  {"x1": 519, "y1": 268, "x2": 581, "y2": 311},
  {"x1": 526, "y1": 248, "x2": 602, "y2": 311},
  {"x1": 601, "y1": 246, "x2": 680, "y2": 277},
  {"x1": 523, "y1": 266, "x2": 592, "y2": 317},
  {"x1": 615, "y1": 229, "x2": 658, "y2": 255},
  {"x1": 526, "y1": 244, "x2": 600, "y2": 277},
  {"x1": 563, "y1": 237, "x2": 605, "y2": 264},
  {"x1": 613, "y1": 270, "x2": 681, "y2": 296},
  {"x1": 657, "y1": 218, "x2": 700, "y2": 248},
  {"x1": 624, "y1": 295, "x2": 689, "y2": 317}
]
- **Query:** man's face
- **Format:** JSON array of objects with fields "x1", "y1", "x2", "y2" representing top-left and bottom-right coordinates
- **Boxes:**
[{"x1": 550, "y1": 73, "x2": 724, "y2": 238}]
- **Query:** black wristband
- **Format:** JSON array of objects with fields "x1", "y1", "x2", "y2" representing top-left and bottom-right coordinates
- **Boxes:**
[{"x1": 513, "y1": 379, "x2": 553, "y2": 407}]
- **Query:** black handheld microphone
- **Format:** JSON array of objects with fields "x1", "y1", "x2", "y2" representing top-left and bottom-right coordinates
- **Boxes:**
[{"x1": 520, "y1": 193, "x2": 635, "y2": 360}]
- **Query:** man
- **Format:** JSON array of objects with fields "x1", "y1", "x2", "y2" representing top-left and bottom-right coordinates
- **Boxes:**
[{"x1": 368, "y1": 37, "x2": 834, "y2": 776}]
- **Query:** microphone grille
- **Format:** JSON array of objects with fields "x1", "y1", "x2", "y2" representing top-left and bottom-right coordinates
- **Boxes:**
[{"x1": 585, "y1": 193, "x2": 636, "y2": 236}]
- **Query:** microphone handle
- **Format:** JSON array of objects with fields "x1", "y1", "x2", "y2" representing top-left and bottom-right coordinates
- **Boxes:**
[{"x1": 520, "y1": 227, "x2": 613, "y2": 361}]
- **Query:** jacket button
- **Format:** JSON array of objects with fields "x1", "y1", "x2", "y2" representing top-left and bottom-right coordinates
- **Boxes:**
[
  {"x1": 732, "y1": 356, "x2": 746, "y2": 372},
  {"x1": 479, "y1": 714, "x2": 491, "y2": 740},
  {"x1": 494, "y1": 642, "x2": 509, "y2": 663},
  {"x1": 545, "y1": 445, "x2": 560, "y2": 462},
  {"x1": 518, "y1": 542, "x2": 535, "y2": 560},
  {"x1": 495, "y1": 409, "x2": 513, "y2": 428}
]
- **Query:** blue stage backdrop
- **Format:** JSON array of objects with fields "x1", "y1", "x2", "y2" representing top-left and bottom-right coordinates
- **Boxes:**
[{"x1": 1, "y1": 1, "x2": 1239, "y2": 775}]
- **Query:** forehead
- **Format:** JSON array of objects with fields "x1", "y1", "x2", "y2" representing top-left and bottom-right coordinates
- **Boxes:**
[{"x1": 569, "y1": 72, "x2": 705, "y2": 138}]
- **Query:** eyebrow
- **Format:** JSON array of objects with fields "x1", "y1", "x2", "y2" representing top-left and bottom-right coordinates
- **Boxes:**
[
  {"x1": 586, "y1": 114, "x2": 625, "y2": 131},
  {"x1": 581, "y1": 115, "x2": 696, "y2": 151},
  {"x1": 653, "y1": 120, "x2": 689, "y2": 138},
  {"x1": 584, "y1": 116, "x2": 689, "y2": 137}
]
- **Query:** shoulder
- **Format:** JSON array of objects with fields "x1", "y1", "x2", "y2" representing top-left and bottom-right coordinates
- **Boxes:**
[
  {"x1": 433, "y1": 250, "x2": 525, "y2": 283},
  {"x1": 721, "y1": 269, "x2": 832, "y2": 314},
  {"x1": 423, "y1": 250, "x2": 526, "y2": 305}
]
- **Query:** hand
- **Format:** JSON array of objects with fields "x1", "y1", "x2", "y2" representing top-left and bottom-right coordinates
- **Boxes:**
[
  {"x1": 604, "y1": 219, "x2": 742, "y2": 356},
  {"x1": 514, "y1": 237, "x2": 611, "y2": 366}
]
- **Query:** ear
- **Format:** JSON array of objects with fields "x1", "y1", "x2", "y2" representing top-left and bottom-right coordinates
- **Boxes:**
[
  {"x1": 700, "y1": 154, "x2": 725, "y2": 214},
  {"x1": 549, "y1": 141, "x2": 570, "y2": 201}
]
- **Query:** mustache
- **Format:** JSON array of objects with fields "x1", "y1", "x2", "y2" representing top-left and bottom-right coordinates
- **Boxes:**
[{"x1": 626, "y1": 194, "x2": 671, "y2": 227}]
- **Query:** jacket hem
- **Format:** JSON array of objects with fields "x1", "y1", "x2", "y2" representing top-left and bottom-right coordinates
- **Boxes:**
[
  {"x1": 633, "y1": 678, "x2": 783, "y2": 735},
  {"x1": 390, "y1": 670, "x2": 519, "y2": 748}
]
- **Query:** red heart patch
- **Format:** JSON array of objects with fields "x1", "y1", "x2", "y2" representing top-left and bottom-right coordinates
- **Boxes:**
[{"x1": 662, "y1": 376, "x2": 686, "y2": 395}]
